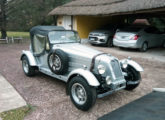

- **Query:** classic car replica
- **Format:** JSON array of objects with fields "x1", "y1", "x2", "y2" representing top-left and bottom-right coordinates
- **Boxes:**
[{"x1": 21, "y1": 26, "x2": 143, "y2": 111}]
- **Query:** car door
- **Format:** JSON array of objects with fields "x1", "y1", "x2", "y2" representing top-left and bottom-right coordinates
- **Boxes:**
[{"x1": 32, "y1": 34, "x2": 49, "y2": 68}]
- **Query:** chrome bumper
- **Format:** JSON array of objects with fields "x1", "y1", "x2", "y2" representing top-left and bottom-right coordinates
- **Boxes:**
[
  {"x1": 97, "y1": 79, "x2": 126, "y2": 98},
  {"x1": 113, "y1": 38, "x2": 138, "y2": 48},
  {"x1": 88, "y1": 35, "x2": 108, "y2": 44}
]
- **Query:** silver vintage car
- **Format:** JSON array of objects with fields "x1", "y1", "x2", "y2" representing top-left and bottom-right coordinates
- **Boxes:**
[{"x1": 21, "y1": 26, "x2": 143, "y2": 111}]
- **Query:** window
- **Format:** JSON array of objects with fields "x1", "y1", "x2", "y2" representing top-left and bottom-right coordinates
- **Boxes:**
[
  {"x1": 48, "y1": 31, "x2": 80, "y2": 44},
  {"x1": 33, "y1": 34, "x2": 46, "y2": 55}
]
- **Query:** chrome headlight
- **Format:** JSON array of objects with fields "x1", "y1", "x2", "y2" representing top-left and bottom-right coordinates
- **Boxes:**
[
  {"x1": 106, "y1": 76, "x2": 112, "y2": 85},
  {"x1": 122, "y1": 60, "x2": 128, "y2": 68},
  {"x1": 98, "y1": 64, "x2": 106, "y2": 74}
]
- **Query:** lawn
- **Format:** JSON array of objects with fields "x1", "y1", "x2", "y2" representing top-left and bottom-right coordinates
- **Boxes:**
[
  {"x1": 0, "y1": 105, "x2": 33, "y2": 120},
  {"x1": 1, "y1": 31, "x2": 30, "y2": 39}
]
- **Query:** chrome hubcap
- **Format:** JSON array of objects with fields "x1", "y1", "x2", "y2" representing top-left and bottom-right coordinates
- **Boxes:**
[
  {"x1": 71, "y1": 83, "x2": 87, "y2": 105},
  {"x1": 23, "y1": 60, "x2": 29, "y2": 73}
]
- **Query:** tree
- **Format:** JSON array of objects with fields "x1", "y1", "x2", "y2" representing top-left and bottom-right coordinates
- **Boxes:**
[
  {"x1": 0, "y1": 0, "x2": 7, "y2": 39},
  {"x1": 6, "y1": 0, "x2": 72, "y2": 31}
]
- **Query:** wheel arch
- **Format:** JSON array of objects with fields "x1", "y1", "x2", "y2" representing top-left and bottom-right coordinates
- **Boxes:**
[
  {"x1": 20, "y1": 50, "x2": 37, "y2": 66},
  {"x1": 66, "y1": 69, "x2": 100, "y2": 95}
]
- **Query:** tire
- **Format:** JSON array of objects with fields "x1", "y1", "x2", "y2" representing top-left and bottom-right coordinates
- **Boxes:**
[
  {"x1": 140, "y1": 42, "x2": 148, "y2": 52},
  {"x1": 124, "y1": 65, "x2": 141, "y2": 90},
  {"x1": 22, "y1": 56, "x2": 35, "y2": 76},
  {"x1": 48, "y1": 49, "x2": 68, "y2": 75},
  {"x1": 68, "y1": 76, "x2": 97, "y2": 111},
  {"x1": 107, "y1": 37, "x2": 113, "y2": 47}
]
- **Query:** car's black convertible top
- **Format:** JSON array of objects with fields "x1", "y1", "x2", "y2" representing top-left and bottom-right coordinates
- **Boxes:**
[{"x1": 30, "y1": 26, "x2": 65, "y2": 38}]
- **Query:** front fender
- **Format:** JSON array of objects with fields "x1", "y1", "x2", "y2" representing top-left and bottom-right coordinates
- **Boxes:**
[
  {"x1": 68, "y1": 69, "x2": 100, "y2": 87},
  {"x1": 20, "y1": 50, "x2": 37, "y2": 66},
  {"x1": 120, "y1": 59, "x2": 143, "y2": 72}
]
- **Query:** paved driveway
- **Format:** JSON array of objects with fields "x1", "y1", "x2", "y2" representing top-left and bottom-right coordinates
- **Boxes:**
[{"x1": 0, "y1": 43, "x2": 165, "y2": 120}]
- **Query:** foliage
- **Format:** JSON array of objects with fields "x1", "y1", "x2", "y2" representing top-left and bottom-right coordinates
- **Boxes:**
[
  {"x1": 0, "y1": 105, "x2": 33, "y2": 120},
  {"x1": 0, "y1": 0, "x2": 7, "y2": 38},
  {"x1": 7, "y1": 0, "x2": 72, "y2": 31}
]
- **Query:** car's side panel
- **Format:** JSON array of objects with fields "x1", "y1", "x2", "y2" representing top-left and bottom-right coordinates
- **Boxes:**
[
  {"x1": 21, "y1": 50, "x2": 37, "y2": 66},
  {"x1": 68, "y1": 69, "x2": 100, "y2": 86}
]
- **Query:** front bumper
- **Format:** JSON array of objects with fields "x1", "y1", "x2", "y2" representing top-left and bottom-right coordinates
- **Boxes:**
[
  {"x1": 113, "y1": 38, "x2": 138, "y2": 48},
  {"x1": 88, "y1": 35, "x2": 108, "y2": 45},
  {"x1": 97, "y1": 79, "x2": 126, "y2": 98}
]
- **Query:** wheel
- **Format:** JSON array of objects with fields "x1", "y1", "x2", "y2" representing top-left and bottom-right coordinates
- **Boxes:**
[
  {"x1": 124, "y1": 65, "x2": 141, "y2": 90},
  {"x1": 48, "y1": 49, "x2": 68, "y2": 75},
  {"x1": 107, "y1": 37, "x2": 113, "y2": 47},
  {"x1": 22, "y1": 56, "x2": 35, "y2": 76},
  {"x1": 140, "y1": 42, "x2": 148, "y2": 52},
  {"x1": 68, "y1": 76, "x2": 97, "y2": 111}
]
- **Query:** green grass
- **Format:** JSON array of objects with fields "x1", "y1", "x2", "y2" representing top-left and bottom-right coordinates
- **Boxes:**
[
  {"x1": 0, "y1": 31, "x2": 30, "y2": 38},
  {"x1": 7, "y1": 31, "x2": 30, "y2": 38},
  {"x1": 0, "y1": 105, "x2": 34, "y2": 120}
]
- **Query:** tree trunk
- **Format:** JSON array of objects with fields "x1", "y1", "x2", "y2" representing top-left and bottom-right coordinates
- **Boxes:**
[{"x1": 0, "y1": 0, "x2": 7, "y2": 39}]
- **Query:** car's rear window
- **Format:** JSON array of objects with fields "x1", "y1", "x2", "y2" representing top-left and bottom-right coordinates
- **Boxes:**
[{"x1": 119, "y1": 26, "x2": 142, "y2": 32}]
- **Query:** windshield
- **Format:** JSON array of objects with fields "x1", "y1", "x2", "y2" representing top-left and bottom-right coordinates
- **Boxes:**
[{"x1": 48, "y1": 31, "x2": 81, "y2": 44}]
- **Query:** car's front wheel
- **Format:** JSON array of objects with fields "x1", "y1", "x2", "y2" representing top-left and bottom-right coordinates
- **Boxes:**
[
  {"x1": 68, "y1": 76, "x2": 97, "y2": 111},
  {"x1": 22, "y1": 56, "x2": 35, "y2": 76},
  {"x1": 124, "y1": 65, "x2": 141, "y2": 90}
]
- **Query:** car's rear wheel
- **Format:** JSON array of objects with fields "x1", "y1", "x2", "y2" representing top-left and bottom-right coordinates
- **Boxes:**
[
  {"x1": 140, "y1": 42, "x2": 148, "y2": 52},
  {"x1": 22, "y1": 56, "x2": 35, "y2": 76},
  {"x1": 68, "y1": 76, "x2": 96, "y2": 111}
]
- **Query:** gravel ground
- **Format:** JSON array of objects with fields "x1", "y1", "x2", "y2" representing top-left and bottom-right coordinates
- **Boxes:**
[{"x1": 0, "y1": 43, "x2": 165, "y2": 120}]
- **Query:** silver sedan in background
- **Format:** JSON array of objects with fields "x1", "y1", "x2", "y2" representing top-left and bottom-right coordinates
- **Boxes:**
[{"x1": 113, "y1": 25, "x2": 165, "y2": 52}]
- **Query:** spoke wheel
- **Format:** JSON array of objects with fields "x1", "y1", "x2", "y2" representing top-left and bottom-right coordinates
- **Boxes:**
[{"x1": 48, "y1": 49, "x2": 68, "y2": 75}]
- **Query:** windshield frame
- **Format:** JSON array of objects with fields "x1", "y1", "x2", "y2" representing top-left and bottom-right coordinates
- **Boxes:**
[{"x1": 48, "y1": 30, "x2": 81, "y2": 44}]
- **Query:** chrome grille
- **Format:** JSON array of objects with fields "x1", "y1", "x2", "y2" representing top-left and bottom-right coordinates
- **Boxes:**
[{"x1": 111, "y1": 59, "x2": 123, "y2": 79}]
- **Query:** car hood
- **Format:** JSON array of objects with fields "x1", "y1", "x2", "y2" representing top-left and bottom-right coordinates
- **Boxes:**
[
  {"x1": 52, "y1": 43, "x2": 102, "y2": 59},
  {"x1": 90, "y1": 30, "x2": 111, "y2": 34}
]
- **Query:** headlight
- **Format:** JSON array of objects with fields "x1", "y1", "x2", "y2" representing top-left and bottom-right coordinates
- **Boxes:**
[
  {"x1": 122, "y1": 60, "x2": 128, "y2": 68},
  {"x1": 106, "y1": 76, "x2": 112, "y2": 85},
  {"x1": 98, "y1": 64, "x2": 106, "y2": 74}
]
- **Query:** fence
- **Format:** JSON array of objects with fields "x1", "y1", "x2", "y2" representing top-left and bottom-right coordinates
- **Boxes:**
[{"x1": 0, "y1": 37, "x2": 29, "y2": 44}]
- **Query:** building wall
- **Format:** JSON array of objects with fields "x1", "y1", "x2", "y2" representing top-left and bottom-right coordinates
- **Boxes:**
[
  {"x1": 75, "y1": 16, "x2": 125, "y2": 38},
  {"x1": 57, "y1": 15, "x2": 125, "y2": 38},
  {"x1": 57, "y1": 16, "x2": 63, "y2": 26}
]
